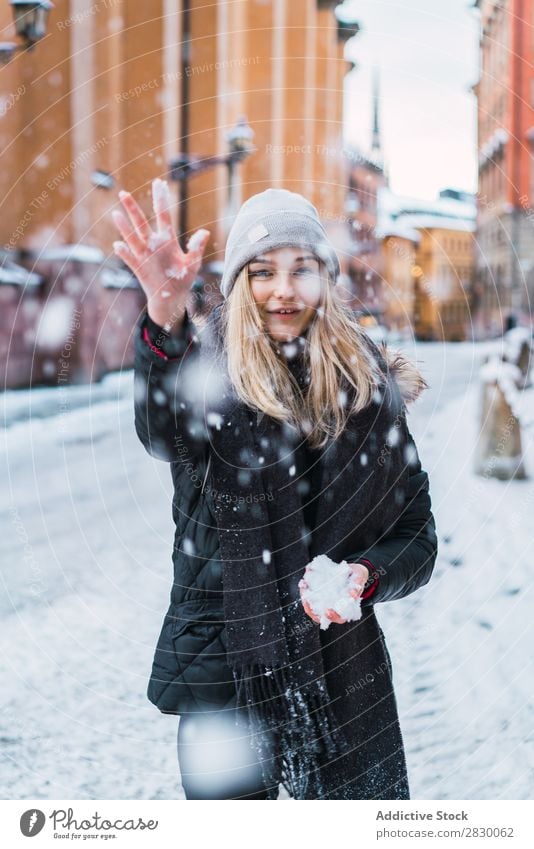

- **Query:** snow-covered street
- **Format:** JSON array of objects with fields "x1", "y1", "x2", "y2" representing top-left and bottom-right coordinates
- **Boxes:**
[{"x1": 1, "y1": 338, "x2": 533, "y2": 800}]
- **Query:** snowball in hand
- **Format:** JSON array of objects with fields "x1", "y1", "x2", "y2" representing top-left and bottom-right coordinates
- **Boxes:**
[{"x1": 299, "y1": 554, "x2": 363, "y2": 630}]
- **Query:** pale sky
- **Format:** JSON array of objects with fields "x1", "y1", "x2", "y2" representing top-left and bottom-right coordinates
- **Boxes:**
[{"x1": 341, "y1": 0, "x2": 479, "y2": 200}]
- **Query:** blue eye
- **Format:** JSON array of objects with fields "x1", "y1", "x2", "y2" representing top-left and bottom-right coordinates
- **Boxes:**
[
  {"x1": 249, "y1": 266, "x2": 314, "y2": 279},
  {"x1": 250, "y1": 267, "x2": 312, "y2": 276}
]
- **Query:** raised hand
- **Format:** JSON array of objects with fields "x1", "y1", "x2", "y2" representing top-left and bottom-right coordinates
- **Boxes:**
[{"x1": 112, "y1": 178, "x2": 210, "y2": 330}]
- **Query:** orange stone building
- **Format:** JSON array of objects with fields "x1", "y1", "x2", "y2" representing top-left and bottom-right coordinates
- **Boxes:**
[
  {"x1": 0, "y1": 0, "x2": 358, "y2": 386},
  {"x1": 378, "y1": 189, "x2": 476, "y2": 341},
  {"x1": 474, "y1": 0, "x2": 534, "y2": 333}
]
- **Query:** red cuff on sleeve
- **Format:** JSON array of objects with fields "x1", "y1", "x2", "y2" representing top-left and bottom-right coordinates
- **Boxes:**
[
  {"x1": 142, "y1": 325, "x2": 170, "y2": 360},
  {"x1": 358, "y1": 557, "x2": 380, "y2": 599},
  {"x1": 142, "y1": 315, "x2": 195, "y2": 361}
]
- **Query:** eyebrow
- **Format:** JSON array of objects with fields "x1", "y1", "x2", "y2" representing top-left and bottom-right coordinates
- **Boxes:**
[{"x1": 249, "y1": 255, "x2": 318, "y2": 265}]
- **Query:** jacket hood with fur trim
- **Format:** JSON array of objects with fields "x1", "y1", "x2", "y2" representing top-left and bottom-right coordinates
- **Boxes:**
[{"x1": 378, "y1": 343, "x2": 429, "y2": 405}]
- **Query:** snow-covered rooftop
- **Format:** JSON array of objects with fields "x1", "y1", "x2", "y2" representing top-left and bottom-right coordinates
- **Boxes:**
[
  {"x1": 378, "y1": 186, "x2": 477, "y2": 223},
  {"x1": 37, "y1": 244, "x2": 106, "y2": 263},
  {"x1": 393, "y1": 214, "x2": 476, "y2": 233},
  {"x1": 100, "y1": 268, "x2": 139, "y2": 289},
  {"x1": 0, "y1": 260, "x2": 43, "y2": 287},
  {"x1": 377, "y1": 186, "x2": 477, "y2": 238},
  {"x1": 375, "y1": 221, "x2": 421, "y2": 243},
  {"x1": 479, "y1": 127, "x2": 509, "y2": 167}
]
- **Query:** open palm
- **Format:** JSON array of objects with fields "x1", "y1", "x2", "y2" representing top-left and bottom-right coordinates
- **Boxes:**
[{"x1": 112, "y1": 178, "x2": 210, "y2": 327}]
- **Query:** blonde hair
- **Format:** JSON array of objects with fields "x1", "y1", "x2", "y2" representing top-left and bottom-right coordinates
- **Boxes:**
[{"x1": 205, "y1": 262, "x2": 394, "y2": 449}]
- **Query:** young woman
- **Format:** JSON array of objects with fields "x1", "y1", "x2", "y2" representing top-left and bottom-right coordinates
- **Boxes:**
[{"x1": 112, "y1": 182, "x2": 438, "y2": 801}]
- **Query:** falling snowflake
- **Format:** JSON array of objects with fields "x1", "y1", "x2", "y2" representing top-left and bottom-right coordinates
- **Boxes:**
[
  {"x1": 183, "y1": 538, "x2": 195, "y2": 556},
  {"x1": 262, "y1": 549, "x2": 271, "y2": 564},
  {"x1": 179, "y1": 356, "x2": 229, "y2": 411},
  {"x1": 283, "y1": 342, "x2": 298, "y2": 359},
  {"x1": 404, "y1": 442, "x2": 418, "y2": 466},
  {"x1": 207, "y1": 411, "x2": 223, "y2": 430},
  {"x1": 35, "y1": 296, "x2": 75, "y2": 350},
  {"x1": 386, "y1": 426, "x2": 400, "y2": 447}
]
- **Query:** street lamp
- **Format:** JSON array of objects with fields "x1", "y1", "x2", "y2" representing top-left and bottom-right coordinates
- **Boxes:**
[
  {"x1": 91, "y1": 169, "x2": 115, "y2": 190},
  {"x1": 0, "y1": 1, "x2": 54, "y2": 64},
  {"x1": 169, "y1": 114, "x2": 255, "y2": 248},
  {"x1": 334, "y1": 4, "x2": 361, "y2": 43},
  {"x1": 336, "y1": 17, "x2": 361, "y2": 43}
]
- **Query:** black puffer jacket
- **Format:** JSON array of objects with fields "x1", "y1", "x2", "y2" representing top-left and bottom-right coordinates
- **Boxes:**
[{"x1": 134, "y1": 307, "x2": 438, "y2": 717}]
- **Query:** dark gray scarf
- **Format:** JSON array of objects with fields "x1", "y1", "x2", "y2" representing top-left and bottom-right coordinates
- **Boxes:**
[{"x1": 197, "y1": 304, "x2": 409, "y2": 799}]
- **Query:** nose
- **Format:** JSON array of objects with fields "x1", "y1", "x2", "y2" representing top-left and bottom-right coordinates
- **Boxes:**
[{"x1": 272, "y1": 271, "x2": 295, "y2": 298}]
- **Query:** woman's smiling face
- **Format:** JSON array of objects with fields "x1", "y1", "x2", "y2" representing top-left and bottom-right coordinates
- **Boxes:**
[{"x1": 248, "y1": 246, "x2": 323, "y2": 341}]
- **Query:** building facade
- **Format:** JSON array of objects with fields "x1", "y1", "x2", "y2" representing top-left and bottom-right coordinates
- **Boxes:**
[
  {"x1": 344, "y1": 149, "x2": 387, "y2": 317},
  {"x1": 378, "y1": 189, "x2": 476, "y2": 341},
  {"x1": 343, "y1": 69, "x2": 388, "y2": 317},
  {"x1": 375, "y1": 218, "x2": 420, "y2": 338},
  {"x1": 474, "y1": 0, "x2": 534, "y2": 334}
]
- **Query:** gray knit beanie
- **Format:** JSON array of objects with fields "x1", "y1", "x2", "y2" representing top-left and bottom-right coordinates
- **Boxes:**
[{"x1": 220, "y1": 188, "x2": 341, "y2": 299}]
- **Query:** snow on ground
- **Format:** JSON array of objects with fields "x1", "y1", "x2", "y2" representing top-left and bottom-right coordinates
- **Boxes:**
[
  {"x1": 1, "y1": 379, "x2": 183, "y2": 799},
  {"x1": 1, "y1": 369, "x2": 131, "y2": 429},
  {"x1": 378, "y1": 340, "x2": 534, "y2": 801},
  {"x1": 0, "y1": 339, "x2": 533, "y2": 800}
]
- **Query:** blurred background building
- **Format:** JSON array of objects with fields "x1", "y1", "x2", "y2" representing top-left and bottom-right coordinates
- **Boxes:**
[
  {"x1": 3, "y1": 0, "x2": 527, "y2": 388},
  {"x1": 378, "y1": 188, "x2": 476, "y2": 342},
  {"x1": 473, "y1": 0, "x2": 534, "y2": 336},
  {"x1": 0, "y1": 0, "x2": 359, "y2": 387},
  {"x1": 343, "y1": 68, "x2": 387, "y2": 321}
]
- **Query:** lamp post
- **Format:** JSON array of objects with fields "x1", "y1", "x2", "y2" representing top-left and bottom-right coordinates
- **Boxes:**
[
  {"x1": 223, "y1": 116, "x2": 255, "y2": 230},
  {"x1": 0, "y1": 0, "x2": 54, "y2": 64},
  {"x1": 336, "y1": 15, "x2": 361, "y2": 44},
  {"x1": 169, "y1": 114, "x2": 255, "y2": 249}
]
